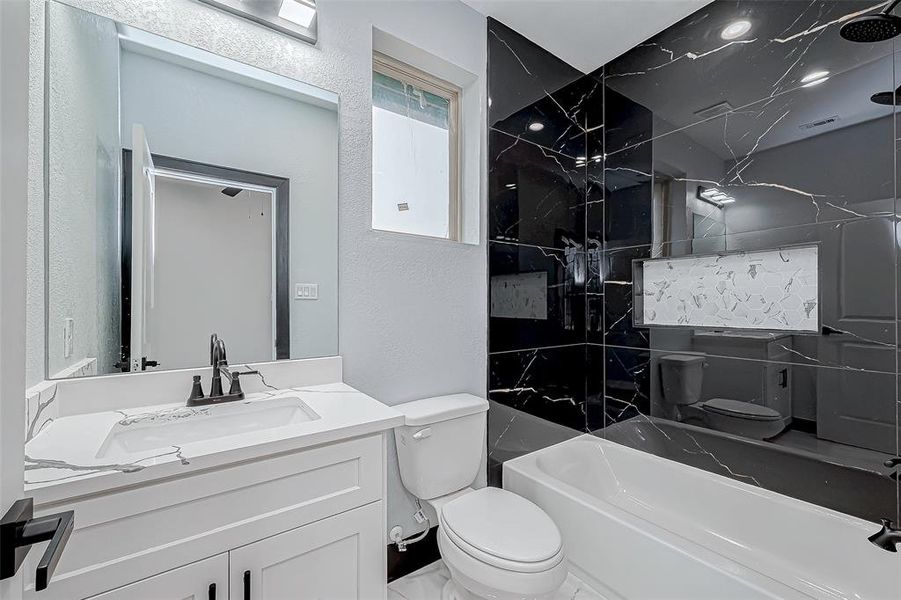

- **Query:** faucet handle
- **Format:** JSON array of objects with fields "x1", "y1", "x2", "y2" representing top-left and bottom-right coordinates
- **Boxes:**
[
  {"x1": 885, "y1": 457, "x2": 901, "y2": 469},
  {"x1": 187, "y1": 375, "x2": 205, "y2": 404},
  {"x1": 227, "y1": 371, "x2": 256, "y2": 398}
]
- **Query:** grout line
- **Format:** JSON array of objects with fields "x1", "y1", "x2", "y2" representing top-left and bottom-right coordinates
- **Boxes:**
[
  {"x1": 489, "y1": 342, "x2": 587, "y2": 356},
  {"x1": 600, "y1": 214, "x2": 894, "y2": 255},
  {"x1": 490, "y1": 127, "x2": 584, "y2": 161},
  {"x1": 601, "y1": 343, "x2": 899, "y2": 376},
  {"x1": 489, "y1": 239, "x2": 583, "y2": 253}
]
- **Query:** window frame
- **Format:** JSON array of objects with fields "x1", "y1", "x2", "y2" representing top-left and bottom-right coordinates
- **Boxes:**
[{"x1": 372, "y1": 52, "x2": 462, "y2": 241}]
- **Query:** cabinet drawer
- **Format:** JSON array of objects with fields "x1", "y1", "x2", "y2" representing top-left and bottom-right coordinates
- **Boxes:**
[
  {"x1": 28, "y1": 434, "x2": 384, "y2": 600},
  {"x1": 86, "y1": 554, "x2": 227, "y2": 600}
]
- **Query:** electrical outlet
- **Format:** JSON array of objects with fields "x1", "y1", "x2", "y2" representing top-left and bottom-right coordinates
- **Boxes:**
[
  {"x1": 295, "y1": 283, "x2": 319, "y2": 300},
  {"x1": 64, "y1": 318, "x2": 74, "y2": 358}
]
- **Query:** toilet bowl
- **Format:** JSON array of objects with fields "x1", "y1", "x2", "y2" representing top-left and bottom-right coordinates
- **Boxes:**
[
  {"x1": 434, "y1": 487, "x2": 567, "y2": 600},
  {"x1": 660, "y1": 354, "x2": 785, "y2": 440},
  {"x1": 394, "y1": 394, "x2": 567, "y2": 600}
]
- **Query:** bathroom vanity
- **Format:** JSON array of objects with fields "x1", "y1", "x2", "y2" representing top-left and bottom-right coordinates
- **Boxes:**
[
  {"x1": 3, "y1": 2, "x2": 376, "y2": 597},
  {"x1": 21, "y1": 358, "x2": 402, "y2": 599}
]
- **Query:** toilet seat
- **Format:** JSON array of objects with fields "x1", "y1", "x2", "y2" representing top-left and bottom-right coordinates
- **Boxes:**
[
  {"x1": 700, "y1": 398, "x2": 782, "y2": 422},
  {"x1": 699, "y1": 397, "x2": 785, "y2": 440},
  {"x1": 439, "y1": 488, "x2": 564, "y2": 573}
]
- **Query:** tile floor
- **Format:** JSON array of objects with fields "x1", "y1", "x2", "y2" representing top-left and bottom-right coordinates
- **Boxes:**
[{"x1": 388, "y1": 560, "x2": 606, "y2": 600}]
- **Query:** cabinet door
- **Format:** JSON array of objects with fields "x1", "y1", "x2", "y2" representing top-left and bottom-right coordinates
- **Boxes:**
[
  {"x1": 230, "y1": 502, "x2": 383, "y2": 600},
  {"x1": 87, "y1": 554, "x2": 227, "y2": 600}
]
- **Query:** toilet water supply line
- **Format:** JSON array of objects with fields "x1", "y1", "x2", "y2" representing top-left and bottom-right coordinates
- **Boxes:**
[{"x1": 392, "y1": 498, "x2": 431, "y2": 551}]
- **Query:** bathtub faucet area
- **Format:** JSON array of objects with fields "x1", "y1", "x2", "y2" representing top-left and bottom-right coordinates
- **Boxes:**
[{"x1": 869, "y1": 519, "x2": 901, "y2": 553}]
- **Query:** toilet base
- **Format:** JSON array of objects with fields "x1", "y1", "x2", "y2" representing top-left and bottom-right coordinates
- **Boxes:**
[
  {"x1": 438, "y1": 527, "x2": 566, "y2": 600},
  {"x1": 441, "y1": 579, "x2": 476, "y2": 600}
]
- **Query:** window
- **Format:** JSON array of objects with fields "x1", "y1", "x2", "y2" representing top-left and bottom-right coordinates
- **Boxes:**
[{"x1": 372, "y1": 53, "x2": 461, "y2": 240}]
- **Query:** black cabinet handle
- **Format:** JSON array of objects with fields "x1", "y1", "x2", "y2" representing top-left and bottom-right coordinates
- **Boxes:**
[
  {"x1": 243, "y1": 570, "x2": 251, "y2": 600},
  {"x1": 208, "y1": 583, "x2": 216, "y2": 600},
  {"x1": 0, "y1": 498, "x2": 74, "y2": 591},
  {"x1": 778, "y1": 368, "x2": 788, "y2": 388}
]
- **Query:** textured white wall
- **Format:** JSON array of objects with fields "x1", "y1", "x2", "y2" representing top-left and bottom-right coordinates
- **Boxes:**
[
  {"x1": 27, "y1": 0, "x2": 488, "y2": 540},
  {"x1": 43, "y1": 3, "x2": 121, "y2": 381}
]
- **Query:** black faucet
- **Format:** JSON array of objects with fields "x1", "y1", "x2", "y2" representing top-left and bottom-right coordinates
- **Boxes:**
[
  {"x1": 186, "y1": 333, "x2": 259, "y2": 406},
  {"x1": 868, "y1": 519, "x2": 901, "y2": 552},
  {"x1": 209, "y1": 333, "x2": 230, "y2": 398},
  {"x1": 867, "y1": 457, "x2": 901, "y2": 552}
]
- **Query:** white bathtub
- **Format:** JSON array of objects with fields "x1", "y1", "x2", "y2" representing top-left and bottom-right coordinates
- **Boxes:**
[{"x1": 504, "y1": 434, "x2": 901, "y2": 600}]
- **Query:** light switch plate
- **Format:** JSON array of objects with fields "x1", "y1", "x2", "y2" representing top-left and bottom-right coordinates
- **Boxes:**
[{"x1": 295, "y1": 283, "x2": 319, "y2": 300}]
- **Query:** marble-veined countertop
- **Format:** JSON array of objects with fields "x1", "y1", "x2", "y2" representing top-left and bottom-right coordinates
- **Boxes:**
[{"x1": 25, "y1": 382, "x2": 403, "y2": 506}]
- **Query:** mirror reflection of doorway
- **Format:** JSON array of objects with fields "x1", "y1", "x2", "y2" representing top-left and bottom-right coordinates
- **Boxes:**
[{"x1": 121, "y1": 143, "x2": 290, "y2": 372}]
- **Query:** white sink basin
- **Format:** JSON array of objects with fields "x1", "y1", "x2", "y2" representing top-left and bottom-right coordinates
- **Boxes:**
[{"x1": 96, "y1": 397, "x2": 319, "y2": 458}]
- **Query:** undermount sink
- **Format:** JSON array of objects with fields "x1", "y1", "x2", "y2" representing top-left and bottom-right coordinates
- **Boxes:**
[{"x1": 96, "y1": 397, "x2": 319, "y2": 458}]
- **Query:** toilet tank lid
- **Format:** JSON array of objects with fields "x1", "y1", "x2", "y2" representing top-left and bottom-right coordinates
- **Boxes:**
[{"x1": 395, "y1": 394, "x2": 488, "y2": 426}]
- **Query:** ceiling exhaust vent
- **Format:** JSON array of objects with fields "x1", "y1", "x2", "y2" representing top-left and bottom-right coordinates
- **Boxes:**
[
  {"x1": 798, "y1": 115, "x2": 840, "y2": 131},
  {"x1": 694, "y1": 101, "x2": 734, "y2": 120}
]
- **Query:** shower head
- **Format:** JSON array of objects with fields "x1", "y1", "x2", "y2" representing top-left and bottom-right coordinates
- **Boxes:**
[
  {"x1": 840, "y1": 1, "x2": 901, "y2": 42},
  {"x1": 221, "y1": 187, "x2": 242, "y2": 197}
]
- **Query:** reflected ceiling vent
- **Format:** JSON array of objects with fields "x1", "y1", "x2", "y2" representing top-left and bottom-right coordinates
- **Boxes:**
[
  {"x1": 798, "y1": 115, "x2": 840, "y2": 131},
  {"x1": 693, "y1": 101, "x2": 734, "y2": 120}
]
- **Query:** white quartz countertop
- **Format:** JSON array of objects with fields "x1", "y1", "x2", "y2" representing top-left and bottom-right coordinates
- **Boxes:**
[{"x1": 25, "y1": 383, "x2": 403, "y2": 506}]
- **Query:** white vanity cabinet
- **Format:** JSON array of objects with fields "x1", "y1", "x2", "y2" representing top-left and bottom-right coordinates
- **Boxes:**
[
  {"x1": 27, "y1": 433, "x2": 389, "y2": 600},
  {"x1": 229, "y1": 503, "x2": 383, "y2": 600},
  {"x1": 85, "y1": 503, "x2": 382, "y2": 600}
]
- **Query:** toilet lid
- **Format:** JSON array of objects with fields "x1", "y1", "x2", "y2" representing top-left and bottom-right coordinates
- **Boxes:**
[
  {"x1": 440, "y1": 488, "x2": 563, "y2": 565},
  {"x1": 702, "y1": 398, "x2": 782, "y2": 422}
]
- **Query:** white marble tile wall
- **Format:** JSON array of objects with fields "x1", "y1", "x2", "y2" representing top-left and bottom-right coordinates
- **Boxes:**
[{"x1": 638, "y1": 245, "x2": 818, "y2": 332}]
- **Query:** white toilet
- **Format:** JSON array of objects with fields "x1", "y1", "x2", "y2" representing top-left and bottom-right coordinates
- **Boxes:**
[
  {"x1": 659, "y1": 354, "x2": 785, "y2": 440},
  {"x1": 394, "y1": 394, "x2": 567, "y2": 600}
]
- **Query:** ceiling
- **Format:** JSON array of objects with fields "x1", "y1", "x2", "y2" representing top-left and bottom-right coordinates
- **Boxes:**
[{"x1": 461, "y1": 0, "x2": 714, "y2": 73}]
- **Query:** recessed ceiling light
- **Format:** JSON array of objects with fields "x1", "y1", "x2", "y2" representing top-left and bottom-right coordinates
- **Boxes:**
[
  {"x1": 801, "y1": 70, "x2": 830, "y2": 84},
  {"x1": 278, "y1": 0, "x2": 317, "y2": 28},
  {"x1": 720, "y1": 19, "x2": 752, "y2": 40},
  {"x1": 528, "y1": 122, "x2": 545, "y2": 132}
]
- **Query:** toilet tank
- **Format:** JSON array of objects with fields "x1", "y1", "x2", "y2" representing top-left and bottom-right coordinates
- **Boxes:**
[
  {"x1": 393, "y1": 394, "x2": 489, "y2": 500},
  {"x1": 659, "y1": 354, "x2": 706, "y2": 405}
]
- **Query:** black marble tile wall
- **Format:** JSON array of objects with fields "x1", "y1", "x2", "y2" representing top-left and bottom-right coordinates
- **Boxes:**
[
  {"x1": 593, "y1": 0, "x2": 900, "y2": 524},
  {"x1": 487, "y1": 19, "x2": 593, "y2": 469},
  {"x1": 488, "y1": 1, "x2": 901, "y2": 523}
]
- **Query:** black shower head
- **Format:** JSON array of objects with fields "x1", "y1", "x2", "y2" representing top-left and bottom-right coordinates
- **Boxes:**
[
  {"x1": 840, "y1": 14, "x2": 901, "y2": 42},
  {"x1": 221, "y1": 187, "x2": 242, "y2": 197},
  {"x1": 841, "y1": 1, "x2": 901, "y2": 43}
]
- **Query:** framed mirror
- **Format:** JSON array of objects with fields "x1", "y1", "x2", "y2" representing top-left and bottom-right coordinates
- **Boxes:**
[{"x1": 31, "y1": 1, "x2": 339, "y2": 380}]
